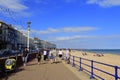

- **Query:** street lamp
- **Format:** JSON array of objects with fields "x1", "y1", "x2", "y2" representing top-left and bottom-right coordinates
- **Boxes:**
[{"x1": 27, "y1": 21, "x2": 31, "y2": 51}]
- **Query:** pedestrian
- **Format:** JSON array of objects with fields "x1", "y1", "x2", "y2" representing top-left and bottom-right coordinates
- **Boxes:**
[
  {"x1": 58, "y1": 49, "x2": 63, "y2": 61},
  {"x1": 51, "y1": 48, "x2": 57, "y2": 63},
  {"x1": 43, "y1": 48, "x2": 47, "y2": 63},
  {"x1": 49, "y1": 48, "x2": 53, "y2": 64},
  {"x1": 36, "y1": 49, "x2": 42, "y2": 65},
  {"x1": 65, "y1": 49, "x2": 71, "y2": 64},
  {"x1": 46, "y1": 48, "x2": 50, "y2": 60},
  {"x1": 22, "y1": 47, "x2": 29, "y2": 66}
]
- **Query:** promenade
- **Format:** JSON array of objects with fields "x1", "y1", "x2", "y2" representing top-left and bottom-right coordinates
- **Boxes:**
[{"x1": 3, "y1": 59, "x2": 80, "y2": 80}]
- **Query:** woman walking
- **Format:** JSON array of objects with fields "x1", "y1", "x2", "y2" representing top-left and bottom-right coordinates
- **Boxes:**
[{"x1": 58, "y1": 49, "x2": 63, "y2": 61}]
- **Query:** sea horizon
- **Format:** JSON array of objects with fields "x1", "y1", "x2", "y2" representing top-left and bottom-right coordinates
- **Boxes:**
[{"x1": 75, "y1": 49, "x2": 120, "y2": 55}]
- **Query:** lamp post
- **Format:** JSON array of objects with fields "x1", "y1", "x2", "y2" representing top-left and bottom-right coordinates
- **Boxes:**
[{"x1": 27, "y1": 21, "x2": 31, "y2": 51}]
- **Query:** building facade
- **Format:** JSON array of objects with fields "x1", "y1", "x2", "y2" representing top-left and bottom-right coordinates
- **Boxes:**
[
  {"x1": 0, "y1": 21, "x2": 18, "y2": 50},
  {"x1": 0, "y1": 21, "x2": 56, "y2": 51},
  {"x1": 34, "y1": 37, "x2": 56, "y2": 50}
]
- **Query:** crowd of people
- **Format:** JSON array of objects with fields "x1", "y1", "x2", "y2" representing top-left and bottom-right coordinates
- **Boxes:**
[{"x1": 22, "y1": 47, "x2": 71, "y2": 66}]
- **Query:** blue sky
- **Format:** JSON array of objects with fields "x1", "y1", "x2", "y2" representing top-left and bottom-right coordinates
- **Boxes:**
[{"x1": 0, "y1": 0, "x2": 120, "y2": 49}]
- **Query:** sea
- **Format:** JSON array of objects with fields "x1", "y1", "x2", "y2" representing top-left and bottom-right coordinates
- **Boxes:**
[{"x1": 77, "y1": 49, "x2": 120, "y2": 55}]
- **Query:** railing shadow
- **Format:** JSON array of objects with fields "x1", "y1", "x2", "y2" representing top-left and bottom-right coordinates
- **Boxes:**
[{"x1": 70, "y1": 55, "x2": 120, "y2": 80}]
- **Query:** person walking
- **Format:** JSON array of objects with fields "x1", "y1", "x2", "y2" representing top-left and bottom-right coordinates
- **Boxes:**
[
  {"x1": 58, "y1": 49, "x2": 63, "y2": 62},
  {"x1": 22, "y1": 47, "x2": 29, "y2": 66},
  {"x1": 36, "y1": 49, "x2": 42, "y2": 65},
  {"x1": 49, "y1": 48, "x2": 53, "y2": 64},
  {"x1": 52, "y1": 48, "x2": 57, "y2": 63},
  {"x1": 65, "y1": 49, "x2": 71, "y2": 64},
  {"x1": 46, "y1": 48, "x2": 50, "y2": 60},
  {"x1": 43, "y1": 48, "x2": 47, "y2": 63}
]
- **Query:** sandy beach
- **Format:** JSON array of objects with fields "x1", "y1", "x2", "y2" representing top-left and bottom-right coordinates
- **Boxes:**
[{"x1": 69, "y1": 50, "x2": 120, "y2": 80}]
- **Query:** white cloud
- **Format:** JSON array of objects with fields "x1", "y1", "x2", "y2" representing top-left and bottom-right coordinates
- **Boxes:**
[
  {"x1": 56, "y1": 35, "x2": 97, "y2": 41},
  {"x1": 56, "y1": 36, "x2": 79, "y2": 41},
  {"x1": 0, "y1": 0, "x2": 30, "y2": 17},
  {"x1": 63, "y1": 27, "x2": 98, "y2": 32},
  {"x1": 54, "y1": 35, "x2": 120, "y2": 49},
  {"x1": 32, "y1": 27, "x2": 98, "y2": 34},
  {"x1": 104, "y1": 35, "x2": 120, "y2": 38},
  {"x1": 38, "y1": 28, "x2": 59, "y2": 34},
  {"x1": 87, "y1": 0, "x2": 120, "y2": 7},
  {"x1": 55, "y1": 35, "x2": 120, "y2": 41}
]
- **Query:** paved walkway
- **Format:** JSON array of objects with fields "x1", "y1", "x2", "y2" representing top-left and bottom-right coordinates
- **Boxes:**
[{"x1": 5, "y1": 60, "x2": 81, "y2": 80}]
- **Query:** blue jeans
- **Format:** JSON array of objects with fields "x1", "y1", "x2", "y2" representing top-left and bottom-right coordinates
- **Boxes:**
[{"x1": 22, "y1": 55, "x2": 28, "y2": 63}]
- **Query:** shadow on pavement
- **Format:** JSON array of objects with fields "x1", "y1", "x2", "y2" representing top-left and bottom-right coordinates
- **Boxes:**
[
  {"x1": 1, "y1": 68, "x2": 25, "y2": 80},
  {"x1": 26, "y1": 63, "x2": 37, "y2": 66}
]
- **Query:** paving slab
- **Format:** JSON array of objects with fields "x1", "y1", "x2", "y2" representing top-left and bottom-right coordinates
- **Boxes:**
[
  {"x1": 62, "y1": 61, "x2": 97, "y2": 80},
  {"x1": 3, "y1": 60, "x2": 81, "y2": 80}
]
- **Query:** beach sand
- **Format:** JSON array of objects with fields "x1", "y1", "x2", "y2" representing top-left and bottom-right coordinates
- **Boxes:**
[{"x1": 69, "y1": 50, "x2": 120, "y2": 80}]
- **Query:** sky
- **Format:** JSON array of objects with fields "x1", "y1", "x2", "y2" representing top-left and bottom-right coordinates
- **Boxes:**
[{"x1": 0, "y1": 0, "x2": 120, "y2": 49}]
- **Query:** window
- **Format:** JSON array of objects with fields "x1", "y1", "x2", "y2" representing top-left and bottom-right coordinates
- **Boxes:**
[{"x1": 0, "y1": 28, "x2": 2, "y2": 34}]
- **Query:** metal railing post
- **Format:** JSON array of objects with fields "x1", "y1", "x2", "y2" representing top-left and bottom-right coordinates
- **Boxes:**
[
  {"x1": 72, "y1": 56, "x2": 75, "y2": 67},
  {"x1": 79, "y1": 57, "x2": 83, "y2": 71},
  {"x1": 90, "y1": 60, "x2": 94, "y2": 79},
  {"x1": 115, "y1": 66, "x2": 118, "y2": 80}
]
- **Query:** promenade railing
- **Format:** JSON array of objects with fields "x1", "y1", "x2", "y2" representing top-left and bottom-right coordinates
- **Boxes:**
[{"x1": 70, "y1": 55, "x2": 120, "y2": 80}]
